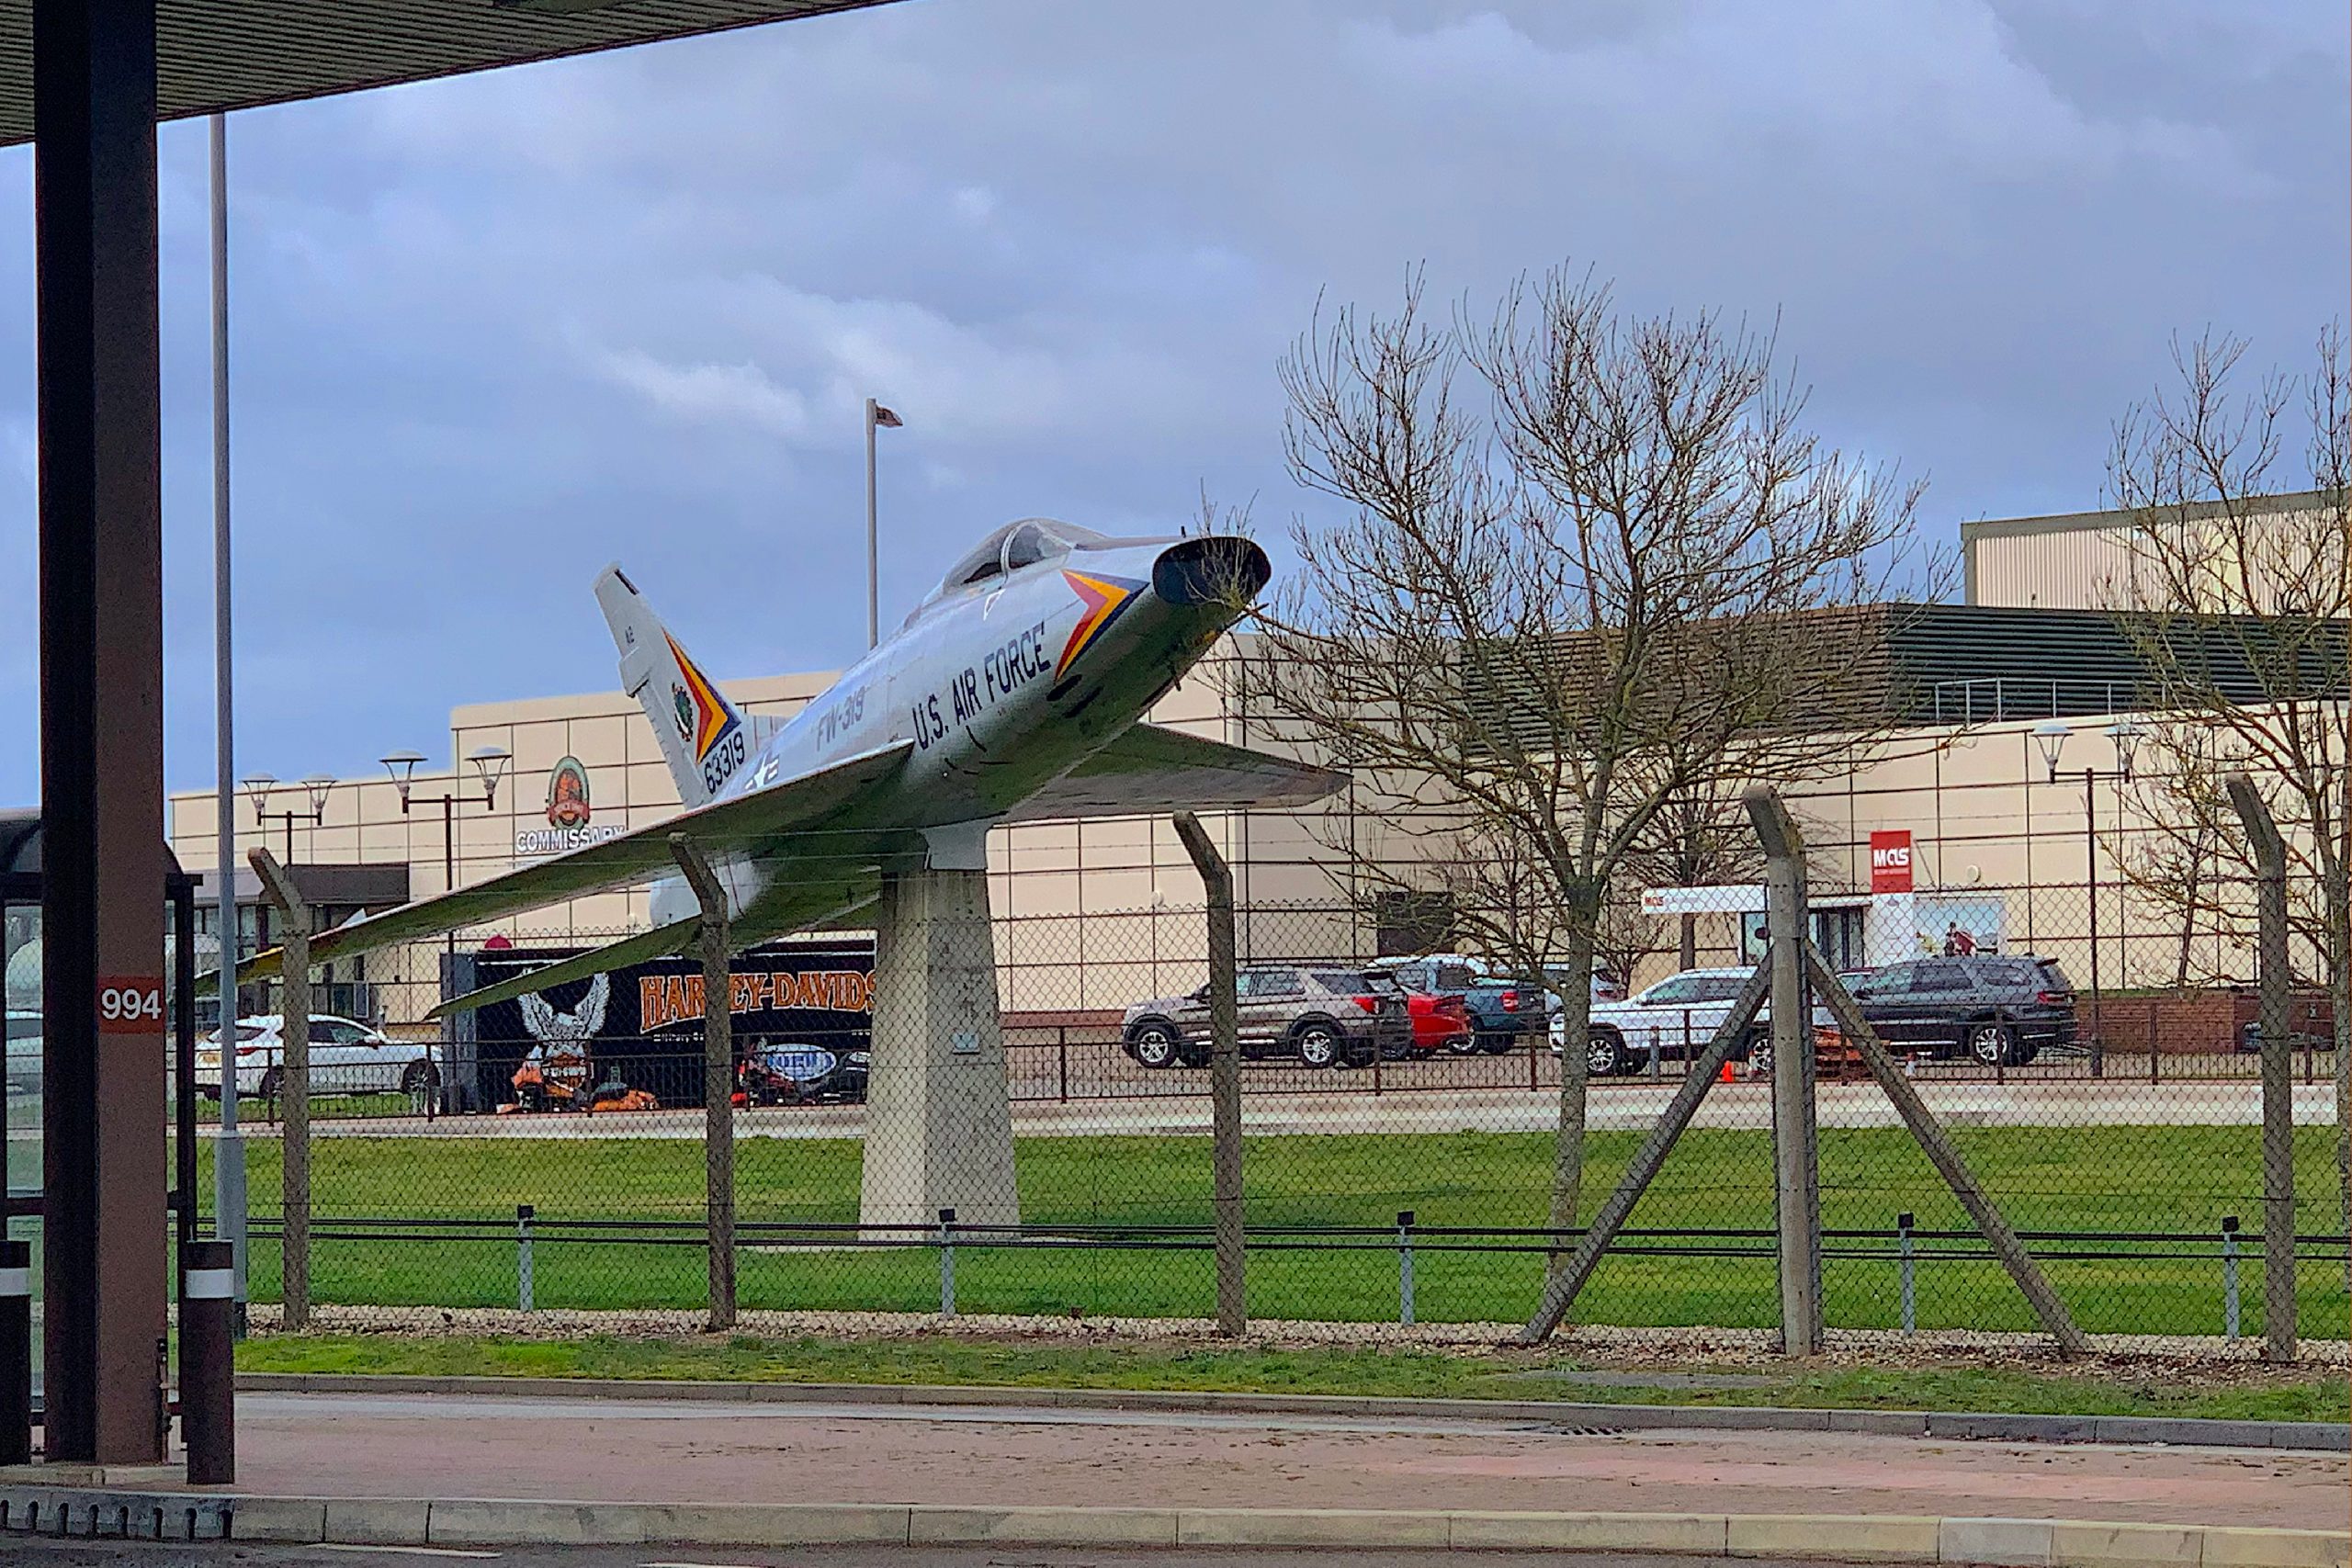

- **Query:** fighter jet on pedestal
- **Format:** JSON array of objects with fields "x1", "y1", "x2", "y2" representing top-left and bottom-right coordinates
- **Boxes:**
[{"x1": 223, "y1": 521, "x2": 1340, "y2": 1010}]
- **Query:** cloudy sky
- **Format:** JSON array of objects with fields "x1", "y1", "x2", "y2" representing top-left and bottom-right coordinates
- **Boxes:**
[{"x1": 0, "y1": 0, "x2": 2343, "y2": 803}]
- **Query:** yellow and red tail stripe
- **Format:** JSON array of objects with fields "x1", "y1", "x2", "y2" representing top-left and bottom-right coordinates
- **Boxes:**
[
  {"x1": 1057, "y1": 570, "x2": 1144, "y2": 678},
  {"x1": 666, "y1": 631, "x2": 741, "y2": 761}
]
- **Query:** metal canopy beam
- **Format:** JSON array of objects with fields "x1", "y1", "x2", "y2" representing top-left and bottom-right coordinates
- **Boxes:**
[{"x1": 0, "y1": 0, "x2": 897, "y2": 146}]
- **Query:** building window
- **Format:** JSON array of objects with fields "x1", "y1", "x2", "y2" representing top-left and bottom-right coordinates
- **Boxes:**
[{"x1": 1374, "y1": 891, "x2": 1455, "y2": 957}]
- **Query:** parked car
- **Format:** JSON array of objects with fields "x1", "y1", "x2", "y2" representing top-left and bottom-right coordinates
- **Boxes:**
[
  {"x1": 4, "y1": 1009, "x2": 37, "y2": 1111},
  {"x1": 1572, "y1": 966, "x2": 1765, "y2": 1077},
  {"x1": 1404, "y1": 991, "x2": 1474, "y2": 1055},
  {"x1": 1121, "y1": 965, "x2": 1413, "y2": 1069},
  {"x1": 196, "y1": 1013, "x2": 436, "y2": 1099},
  {"x1": 1838, "y1": 954, "x2": 2077, "y2": 1066},
  {"x1": 1369, "y1": 955, "x2": 1555, "y2": 1055}
]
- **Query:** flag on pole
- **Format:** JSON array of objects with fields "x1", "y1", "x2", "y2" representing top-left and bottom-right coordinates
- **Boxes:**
[{"x1": 872, "y1": 404, "x2": 904, "y2": 429}]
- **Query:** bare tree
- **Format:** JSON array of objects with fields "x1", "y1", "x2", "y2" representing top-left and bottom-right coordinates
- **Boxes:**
[
  {"x1": 1247, "y1": 268, "x2": 1932, "y2": 1280},
  {"x1": 2104, "y1": 323, "x2": 2352, "y2": 1241}
]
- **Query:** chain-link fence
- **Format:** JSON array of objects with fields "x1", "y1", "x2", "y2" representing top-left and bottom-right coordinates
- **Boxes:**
[{"x1": 175, "y1": 814, "x2": 2346, "y2": 1359}]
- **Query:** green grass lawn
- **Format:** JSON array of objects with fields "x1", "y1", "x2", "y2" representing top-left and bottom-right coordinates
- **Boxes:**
[
  {"x1": 235, "y1": 1331, "x2": 2350, "y2": 1426},
  {"x1": 198, "y1": 1122, "x2": 2349, "y2": 1337}
]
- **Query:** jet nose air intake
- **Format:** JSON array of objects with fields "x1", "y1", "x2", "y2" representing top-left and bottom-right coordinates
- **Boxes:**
[{"x1": 1152, "y1": 536, "x2": 1272, "y2": 608}]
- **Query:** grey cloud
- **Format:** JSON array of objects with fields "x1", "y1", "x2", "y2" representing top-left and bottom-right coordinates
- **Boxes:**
[{"x1": 0, "y1": 0, "x2": 2336, "y2": 804}]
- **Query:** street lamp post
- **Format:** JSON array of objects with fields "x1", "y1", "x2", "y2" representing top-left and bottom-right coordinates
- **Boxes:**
[
  {"x1": 381, "y1": 746, "x2": 511, "y2": 1111},
  {"x1": 2032, "y1": 719, "x2": 2143, "y2": 1080},
  {"x1": 243, "y1": 773, "x2": 334, "y2": 863},
  {"x1": 864, "y1": 398, "x2": 903, "y2": 651},
  {"x1": 380, "y1": 746, "x2": 513, "y2": 903}
]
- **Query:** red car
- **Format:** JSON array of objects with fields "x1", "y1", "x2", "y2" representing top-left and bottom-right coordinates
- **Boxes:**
[{"x1": 1405, "y1": 991, "x2": 1473, "y2": 1053}]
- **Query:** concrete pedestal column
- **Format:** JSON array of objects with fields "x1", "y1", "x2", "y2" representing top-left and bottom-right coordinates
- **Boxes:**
[{"x1": 859, "y1": 869, "x2": 1020, "y2": 1232}]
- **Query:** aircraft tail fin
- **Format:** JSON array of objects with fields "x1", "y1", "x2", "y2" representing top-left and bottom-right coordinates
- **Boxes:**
[{"x1": 596, "y1": 564, "x2": 748, "y2": 809}]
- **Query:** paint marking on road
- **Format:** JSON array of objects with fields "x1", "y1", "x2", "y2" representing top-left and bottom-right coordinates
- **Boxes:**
[
  {"x1": 314, "y1": 1546, "x2": 501, "y2": 1560},
  {"x1": 641, "y1": 1561, "x2": 775, "y2": 1568}
]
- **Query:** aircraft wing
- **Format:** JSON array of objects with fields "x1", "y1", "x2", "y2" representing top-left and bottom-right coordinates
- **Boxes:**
[
  {"x1": 1005, "y1": 724, "x2": 1346, "y2": 821},
  {"x1": 225, "y1": 739, "x2": 914, "y2": 988}
]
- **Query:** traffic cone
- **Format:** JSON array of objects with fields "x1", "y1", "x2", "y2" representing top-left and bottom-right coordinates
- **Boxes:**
[{"x1": 1719, "y1": 1059, "x2": 1736, "y2": 1085}]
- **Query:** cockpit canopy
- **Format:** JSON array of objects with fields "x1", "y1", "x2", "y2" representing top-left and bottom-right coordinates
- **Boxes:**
[{"x1": 931, "y1": 518, "x2": 1120, "y2": 599}]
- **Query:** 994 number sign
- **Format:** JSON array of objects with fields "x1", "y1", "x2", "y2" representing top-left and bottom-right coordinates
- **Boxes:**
[{"x1": 96, "y1": 976, "x2": 164, "y2": 1033}]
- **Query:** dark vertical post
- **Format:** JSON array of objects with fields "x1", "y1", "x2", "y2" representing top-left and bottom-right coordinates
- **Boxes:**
[
  {"x1": 173, "y1": 881, "x2": 198, "y2": 1258},
  {"x1": 250, "y1": 851, "x2": 311, "y2": 1330},
  {"x1": 671, "y1": 835, "x2": 735, "y2": 1331},
  {"x1": 178, "y1": 1240, "x2": 235, "y2": 1484},
  {"x1": 1173, "y1": 812, "x2": 1244, "y2": 1337},
  {"x1": 36, "y1": 0, "x2": 168, "y2": 1465},
  {"x1": 1750, "y1": 790, "x2": 1823, "y2": 1355},
  {"x1": 0, "y1": 1238, "x2": 29, "y2": 1465},
  {"x1": 2225, "y1": 773, "x2": 2297, "y2": 1362}
]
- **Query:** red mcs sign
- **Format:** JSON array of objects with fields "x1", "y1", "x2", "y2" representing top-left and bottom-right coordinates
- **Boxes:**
[{"x1": 1869, "y1": 830, "x2": 1915, "y2": 895}]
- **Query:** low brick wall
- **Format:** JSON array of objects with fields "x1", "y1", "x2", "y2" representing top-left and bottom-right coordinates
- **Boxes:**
[{"x1": 2091, "y1": 987, "x2": 2333, "y2": 1056}]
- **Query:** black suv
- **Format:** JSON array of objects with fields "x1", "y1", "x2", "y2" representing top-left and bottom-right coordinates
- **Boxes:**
[{"x1": 1844, "y1": 953, "x2": 2076, "y2": 1066}]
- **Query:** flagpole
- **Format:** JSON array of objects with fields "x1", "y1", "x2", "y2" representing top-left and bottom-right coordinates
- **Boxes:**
[{"x1": 864, "y1": 397, "x2": 879, "y2": 650}]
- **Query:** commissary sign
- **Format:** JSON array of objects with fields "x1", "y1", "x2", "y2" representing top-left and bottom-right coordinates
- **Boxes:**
[{"x1": 516, "y1": 756, "x2": 627, "y2": 857}]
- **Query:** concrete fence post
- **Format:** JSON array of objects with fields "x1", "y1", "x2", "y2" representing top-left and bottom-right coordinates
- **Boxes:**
[
  {"x1": 2224, "y1": 773, "x2": 2298, "y2": 1363},
  {"x1": 938, "y1": 1207, "x2": 958, "y2": 1318},
  {"x1": 1897, "y1": 1212, "x2": 1917, "y2": 1337},
  {"x1": 1173, "y1": 811, "x2": 1245, "y2": 1337},
  {"x1": 248, "y1": 850, "x2": 310, "y2": 1332},
  {"x1": 2221, "y1": 1215, "x2": 2241, "y2": 1343},
  {"x1": 1747, "y1": 789, "x2": 1823, "y2": 1356},
  {"x1": 670, "y1": 834, "x2": 736, "y2": 1332},
  {"x1": 516, "y1": 1203, "x2": 535, "y2": 1314},
  {"x1": 1397, "y1": 1210, "x2": 1416, "y2": 1326}
]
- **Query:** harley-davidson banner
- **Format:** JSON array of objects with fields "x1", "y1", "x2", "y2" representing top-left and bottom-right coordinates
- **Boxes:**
[{"x1": 452, "y1": 936, "x2": 876, "y2": 1110}]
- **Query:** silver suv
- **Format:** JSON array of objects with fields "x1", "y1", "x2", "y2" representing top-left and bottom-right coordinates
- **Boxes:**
[{"x1": 1122, "y1": 964, "x2": 1413, "y2": 1069}]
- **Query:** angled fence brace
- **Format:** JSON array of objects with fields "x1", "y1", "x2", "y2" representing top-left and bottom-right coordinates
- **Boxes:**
[
  {"x1": 1804, "y1": 941, "x2": 2087, "y2": 1359},
  {"x1": 1172, "y1": 810, "x2": 1246, "y2": 1337},
  {"x1": 248, "y1": 849, "x2": 311, "y2": 1332},
  {"x1": 1521, "y1": 962, "x2": 1769, "y2": 1344},
  {"x1": 2223, "y1": 772, "x2": 2298, "y2": 1363},
  {"x1": 671, "y1": 834, "x2": 736, "y2": 1332}
]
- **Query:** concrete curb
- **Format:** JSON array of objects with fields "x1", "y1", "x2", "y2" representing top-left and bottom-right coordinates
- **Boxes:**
[
  {"x1": 32, "y1": 1491, "x2": 2337, "y2": 1565},
  {"x1": 234, "y1": 1371, "x2": 2352, "y2": 1452}
]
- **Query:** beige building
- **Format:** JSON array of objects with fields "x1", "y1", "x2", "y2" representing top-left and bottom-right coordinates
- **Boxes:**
[{"x1": 168, "y1": 497, "x2": 2328, "y2": 1025}]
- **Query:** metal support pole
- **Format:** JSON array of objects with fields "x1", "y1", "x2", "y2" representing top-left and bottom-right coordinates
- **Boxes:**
[
  {"x1": 250, "y1": 851, "x2": 311, "y2": 1332},
  {"x1": 1897, "y1": 1212, "x2": 1917, "y2": 1337},
  {"x1": 207, "y1": 111, "x2": 250, "y2": 1330},
  {"x1": 36, "y1": 0, "x2": 170, "y2": 1462},
  {"x1": 1750, "y1": 790, "x2": 1823, "y2": 1355},
  {"x1": 670, "y1": 834, "x2": 735, "y2": 1330},
  {"x1": 2221, "y1": 1215, "x2": 2241, "y2": 1343},
  {"x1": 1174, "y1": 811, "x2": 1245, "y2": 1337},
  {"x1": 516, "y1": 1203, "x2": 535, "y2": 1314},
  {"x1": 0, "y1": 1238, "x2": 28, "y2": 1465},
  {"x1": 938, "y1": 1208, "x2": 957, "y2": 1318},
  {"x1": 1521, "y1": 964, "x2": 1768, "y2": 1343},
  {"x1": 2086, "y1": 770, "x2": 2107, "y2": 1079},
  {"x1": 179, "y1": 1241, "x2": 235, "y2": 1485},
  {"x1": 864, "y1": 398, "x2": 880, "y2": 650},
  {"x1": 1397, "y1": 1210, "x2": 1416, "y2": 1326},
  {"x1": 2225, "y1": 773, "x2": 2299, "y2": 1362},
  {"x1": 1805, "y1": 942, "x2": 2087, "y2": 1358}
]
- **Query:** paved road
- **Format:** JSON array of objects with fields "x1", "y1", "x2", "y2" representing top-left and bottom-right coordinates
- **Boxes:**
[
  {"x1": 226, "y1": 1391, "x2": 2344, "y2": 1530},
  {"x1": 6, "y1": 1541, "x2": 1878, "y2": 1568},
  {"x1": 178, "y1": 1073, "x2": 2331, "y2": 1142}
]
